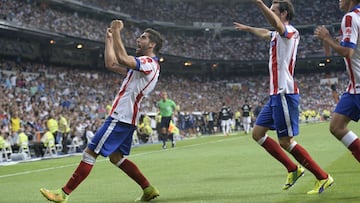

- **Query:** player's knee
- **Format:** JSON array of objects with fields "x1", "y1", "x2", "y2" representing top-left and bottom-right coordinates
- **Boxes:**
[
  {"x1": 279, "y1": 142, "x2": 290, "y2": 150},
  {"x1": 279, "y1": 138, "x2": 293, "y2": 150},
  {"x1": 329, "y1": 124, "x2": 336, "y2": 135},
  {"x1": 111, "y1": 157, "x2": 126, "y2": 167},
  {"x1": 329, "y1": 124, "x2": 346, "y2": 140},
  {"x1": 251, "y1": 127, "x2": 263, "y2": 141},
  {"x1": 109, "y1": 152, "x2": 124, "y2": 166},
  {"x1": 82, "y1": 151, "x2": 96, "y2": 165},
  {"x1": 329, "y1": 122, "x2": 343, "y2": 137}
]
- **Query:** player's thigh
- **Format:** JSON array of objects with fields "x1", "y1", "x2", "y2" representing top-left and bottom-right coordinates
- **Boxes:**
[
  {"x1": 334, "y1": 93, "x2": 360, "y2": 122},
  {"x1": 255, "y1": 99, "x2": 274, "y2": 130},
  {"x1": 272, "y1": 94, "x2": 299, "y2": 136},
  {"x1": 330, "y1": 112, "x2": 351, "y2": 137}
]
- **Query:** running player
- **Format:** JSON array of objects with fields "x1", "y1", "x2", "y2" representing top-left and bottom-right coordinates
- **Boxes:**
[
  {"x1": 314, "y1": 0, "x2": 360, "y2": 164},
  {"x1": 234, "y1": 0, "x2": 333, "y2": 194}
]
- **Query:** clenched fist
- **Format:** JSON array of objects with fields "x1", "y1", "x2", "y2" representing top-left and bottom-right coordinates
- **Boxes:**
[{"x1": 111, "y1": 20, "x2": 124, "y2": 32}]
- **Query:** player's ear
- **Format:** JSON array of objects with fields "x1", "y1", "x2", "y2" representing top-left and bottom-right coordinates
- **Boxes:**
[
  {"x1": 149, "y1": 41, "x2": 156, "y2": 49},
  {"x1": 281, "y1": 10, "x2": 288, "y2": 20}
]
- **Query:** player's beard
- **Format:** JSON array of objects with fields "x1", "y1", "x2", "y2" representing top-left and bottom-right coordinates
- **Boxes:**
[{"x1": 136, "y1": 44, "x2": 150, "y2": 56}]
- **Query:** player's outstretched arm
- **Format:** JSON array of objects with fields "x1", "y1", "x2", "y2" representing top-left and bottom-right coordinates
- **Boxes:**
[
  {"x1": 314, "y1": 25, "x2": 354, "y2": 58},
  {"x1": 233, "y1": 22, "x2": 271, "y2": 40},
  {"x1": 111, "y1": 20, "x2": 137, "y2": 70}
]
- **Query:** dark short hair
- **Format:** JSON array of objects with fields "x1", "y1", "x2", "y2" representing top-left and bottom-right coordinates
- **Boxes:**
[
  {"x1": 272, "y1": 0, "x2": 295, "y2": 21},
  {"x1": 144, "y1": 28, "x2": 163, "y2": 55}
]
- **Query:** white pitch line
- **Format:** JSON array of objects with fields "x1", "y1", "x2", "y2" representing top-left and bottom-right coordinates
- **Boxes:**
[
  {"x1": 0, "y1": 136, "x2": 240, "y2": 179},
  {"x1": 0, "y1": 163, "x2": 80, "y2": 178}
]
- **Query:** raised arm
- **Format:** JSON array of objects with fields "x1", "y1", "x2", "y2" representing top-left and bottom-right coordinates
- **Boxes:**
[
  {"x1": 110, "y1": 20, "x2": 137, "y2": 70},
  {"x1": 255, "y1": 0, "x2": 285, "y2": 35},
  {"x1": 104, "y1": 28, "x2": 128, "y2": 75}
]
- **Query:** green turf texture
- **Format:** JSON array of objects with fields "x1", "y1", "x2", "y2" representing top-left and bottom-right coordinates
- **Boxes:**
[{"x1": 1, "y1": 121, "x2": 359, "y2": 203}]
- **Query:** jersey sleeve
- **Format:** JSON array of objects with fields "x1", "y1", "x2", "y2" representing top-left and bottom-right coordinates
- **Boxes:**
[
  {"x1": 134, "y1": 56, "x2": 157, "y2": 75},
  {"x1": 283, "y1": 24, "x2": 297, "y2": 39},
  {"x1": 340, "y1": 13, "x2": 358, "y2": 49}
]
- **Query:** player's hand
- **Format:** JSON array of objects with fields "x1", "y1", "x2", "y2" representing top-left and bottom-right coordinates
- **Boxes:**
[
  {"x1": 233, "y1": 22, "x2": 249, "y2": 31},
  {"x1": 314, "y1": 25, "x2": 330, "y2": 41},
  {"x1": 106, "y1": 28, "x2": 112, "y2": 38},
  {"x1": 111, "y1": 20, "x2": 124, "y2": 32},
  {"x1": 335, "y1": 35, "x2": 342, "y2": 43}
]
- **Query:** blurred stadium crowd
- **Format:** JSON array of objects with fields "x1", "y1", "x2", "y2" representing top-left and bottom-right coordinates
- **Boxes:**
[{"x1": 1, "y1": 0, "x2": 342, "y2": 60}]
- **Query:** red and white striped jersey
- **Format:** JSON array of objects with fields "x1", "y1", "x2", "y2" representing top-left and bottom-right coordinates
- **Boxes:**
[
  {"x1": 109, "y1": 56, "x2": 160, "y2": 125},
  {"x1": 268, "y1": 24, "x2": 299, "y2": 95},
  {"x1": 340, "y1": 6, "x2": 360, "y2": 94}
]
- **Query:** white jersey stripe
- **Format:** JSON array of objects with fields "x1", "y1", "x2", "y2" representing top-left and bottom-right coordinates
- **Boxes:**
[
  {"x1": 271, "y1": 37, "x2": 279, "y2": 95},
  {"x1": 280, "y1": 93, "x2": 293, "y2": 137},
  {"x1": 94, "y1": 119, "x2": 117, "y2": 154}
]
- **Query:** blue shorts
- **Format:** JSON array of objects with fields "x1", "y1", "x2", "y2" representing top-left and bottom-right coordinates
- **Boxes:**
[
  {"x1": 255, "y1": 94, "x2": 299, "y2": 137},
  {"x1": 88, "y1": 116, "x2": 136, "y2": 157},
  {"x1": 334, "y1": 92, "x2": 360, "y2": 121}
]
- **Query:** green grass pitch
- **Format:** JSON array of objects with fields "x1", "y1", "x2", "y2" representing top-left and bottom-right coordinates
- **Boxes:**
[{"x1": 1, "y1": 121, "x2": 360, "y2": 203}]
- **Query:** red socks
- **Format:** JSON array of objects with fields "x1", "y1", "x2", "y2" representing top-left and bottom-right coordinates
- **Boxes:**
[
  {"x1": 261, "y1": 136, "x2": 328, "y2": 180},
  {"x1": 348, "y1": 139, "x2": 360, "y2": 162},
  {"x1": 289, "y1": 144, "x2": 328, "y2": 180},
  {"x1": 62, "y1": 161, "x2": 93, "y2": 195},
  {"x1": 118, "y1": 159, "x2": 150, "y2": 189},
  {"x1": 261, "y1": 136, "x2": 297, "y2": 172}
]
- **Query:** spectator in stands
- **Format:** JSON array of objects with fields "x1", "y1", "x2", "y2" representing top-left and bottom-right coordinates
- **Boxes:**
[
  {"x1": 10, "y1": 111, "x2": 21, "y2": 137},
  {"x1": 2, "y1": 0, "x2": 342, "y2": 61},
  {"x1": 33, "y1": 127, "x2": 55, "y2": 157},
  {"x1": 0, "y1": 132, "x2": 12, "y2": 160},
  {"x1": 137, "y1": 114, "x2": 153, "y2": 144},
  {"x1": 83, "y1": 125, "x2": 94, "y2": 149},
  {"x1": 46, "y1": 113, "x2": 59, "y2": 145},
  {"x1": 11, "y1": 127, "x2": 28, "y2": 153},
  {"x1": 57, "y1": 113, "x2": 71, "y2": 154},
  {"x1": 0, "y1": 134, "x2": 4, "y2": 149}
]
